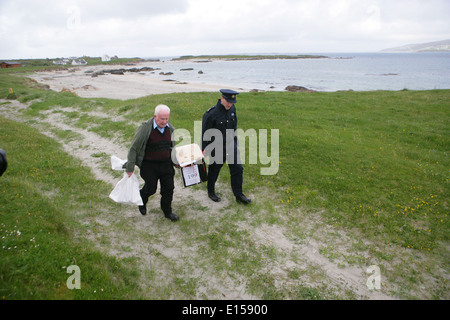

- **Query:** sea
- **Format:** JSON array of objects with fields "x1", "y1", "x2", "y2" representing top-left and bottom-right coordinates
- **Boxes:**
[{"x1": 143, "y1": 52, "x2": 450, "y2": 92}]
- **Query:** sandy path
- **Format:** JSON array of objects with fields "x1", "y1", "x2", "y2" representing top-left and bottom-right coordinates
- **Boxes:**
[{"x1": 1, "y1": 99, "x2": 256, "y2": 299}]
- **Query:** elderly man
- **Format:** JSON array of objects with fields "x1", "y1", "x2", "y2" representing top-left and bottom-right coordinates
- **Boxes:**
[
  {"x1": 125, "y1": 104, "x2": 179, "y2": 221},
  {"x1": 202, "y1": 89, "x2": 251, "y2": 204}
]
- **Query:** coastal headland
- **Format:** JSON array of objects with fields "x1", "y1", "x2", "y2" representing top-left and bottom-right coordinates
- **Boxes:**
[{"x1": 173, "y1": 54, "x2": 328, "y2": 61}]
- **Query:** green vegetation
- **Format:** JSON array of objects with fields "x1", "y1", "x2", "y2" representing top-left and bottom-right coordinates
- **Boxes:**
[
  {"x1": 242, "y1": 90, "x2": 449, "y2": 251},
  {"x1": 0, "y1": 68, "x2": 448, "y2": 300},
  {"x1": 0, "y1": 117, "x2": 141, "y2": 299}
]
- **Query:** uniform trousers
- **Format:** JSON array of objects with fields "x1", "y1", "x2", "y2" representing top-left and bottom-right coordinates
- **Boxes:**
[
  {"x1": 207, "y1": 149, "x2": 243, "y2": 197},
  {"x1": 139, "y1": 159, "x2": 174, "y2": 215}
]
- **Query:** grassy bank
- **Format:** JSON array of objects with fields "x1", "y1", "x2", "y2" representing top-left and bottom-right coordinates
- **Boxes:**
[
  {"x1": 243, "y1": 90, "x2": 449, "y2": 251},
  {"x1": 0, "y1": 71, "x2": 449, "y2": 299},
  {"x1": 0, "y1": 117, "x2": 142, "y2": 299}
]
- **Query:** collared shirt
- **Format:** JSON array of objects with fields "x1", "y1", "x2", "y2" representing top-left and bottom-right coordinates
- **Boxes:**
[{"x1": 153, "y1": 119, "x2": 169, "y2": 133}]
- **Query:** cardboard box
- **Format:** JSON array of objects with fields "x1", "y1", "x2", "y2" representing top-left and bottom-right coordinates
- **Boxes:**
[{"x1": 175, "y1": 143, "x2": 203, "y2": 166}]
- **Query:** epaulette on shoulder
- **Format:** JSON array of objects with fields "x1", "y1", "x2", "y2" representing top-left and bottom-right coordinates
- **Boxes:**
[{"x1": 206, "y1": 106, "x2": 215, "y2": 113}]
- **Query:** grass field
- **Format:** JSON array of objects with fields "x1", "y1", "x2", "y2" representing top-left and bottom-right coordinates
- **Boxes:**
[
  {"x1": 0, "y1": 71, "x2": 448, "y2": 300},
  {"x1": 0, "y1": 116, "x2": 141, "y2": 299}
]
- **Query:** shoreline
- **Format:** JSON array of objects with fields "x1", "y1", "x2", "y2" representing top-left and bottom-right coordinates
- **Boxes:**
[
  {"x1": 27, "y1": 61, "x2": 247, "y2": 100},
  {"x1": 24, "y1": 53, "x2": 450, "y2": 99}
]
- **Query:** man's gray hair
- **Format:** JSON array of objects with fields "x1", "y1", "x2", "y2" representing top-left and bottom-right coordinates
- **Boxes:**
[{"x1": 154, "y1": 104, "x2": 170, "y2": 116}]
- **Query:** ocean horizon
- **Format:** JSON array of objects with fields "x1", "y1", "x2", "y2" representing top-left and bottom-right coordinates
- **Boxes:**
[{"x1": 141, "y1": 52, "x2": 450, "y2": 92}]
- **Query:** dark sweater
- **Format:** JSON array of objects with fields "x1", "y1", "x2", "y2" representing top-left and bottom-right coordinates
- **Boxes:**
[{"x1": 144, "y1": 127, "x2": 172, "y2": 162}]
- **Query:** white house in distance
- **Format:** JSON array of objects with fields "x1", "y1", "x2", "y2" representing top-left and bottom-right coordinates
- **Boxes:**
[
  {"x1": 53, "y1": 58, "x2": 70, "y2": 65},
  {"x1": 72, "y1": 58, "x2": 88, "y2": 66},
  {"x1": 53, "y1": 57, "x2": 89, "y2": 66}
]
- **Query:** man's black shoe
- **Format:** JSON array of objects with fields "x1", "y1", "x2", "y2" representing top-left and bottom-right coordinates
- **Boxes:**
[
  {"x1": 138, "y1": 205, "x2": 147, "y2": 215},
  {"x1": 165, "y1": 212, "x2": 179, "y2": 221},
  {"x1": 236, "y1": 194, "x2": 252, "y2": 204},
  {"x1": 208, "y1": 192, "x2": 221, "y2": 202}
]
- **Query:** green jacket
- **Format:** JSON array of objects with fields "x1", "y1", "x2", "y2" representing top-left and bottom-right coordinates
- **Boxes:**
[{"x1": 125, "y1": 118, "x2": 176, "y2": 172}]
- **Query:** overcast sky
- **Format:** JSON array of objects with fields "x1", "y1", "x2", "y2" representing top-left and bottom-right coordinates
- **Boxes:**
[{"x1": 1, "y1": 0, "x2": 449, "y2": 59}]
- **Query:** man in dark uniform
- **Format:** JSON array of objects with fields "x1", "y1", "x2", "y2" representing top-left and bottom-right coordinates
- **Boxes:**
[{"x1": 202, "y1": 89, "x2": 251, "y2": 204}]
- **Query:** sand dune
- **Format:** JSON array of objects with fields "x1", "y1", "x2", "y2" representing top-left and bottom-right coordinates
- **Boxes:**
[{"x1": 27, "y1": 61, "x2": 244, "y2": 100}]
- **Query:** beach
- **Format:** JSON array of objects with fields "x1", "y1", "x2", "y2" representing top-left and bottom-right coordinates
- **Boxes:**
[
  {"x1": 27, "y1": 61, "x2": 245, "y2": 100},
  {"x1": 27, "y1": 53, "x2": 450, "y2": 97}
]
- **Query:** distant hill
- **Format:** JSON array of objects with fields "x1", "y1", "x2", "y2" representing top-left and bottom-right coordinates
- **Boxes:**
[{"x1": 381, "y1": 39, "x2": 450, "y2": 53}]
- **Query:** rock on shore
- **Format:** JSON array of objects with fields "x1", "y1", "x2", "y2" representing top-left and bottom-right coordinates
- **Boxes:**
[
  {"x1": 285, "y1": 85, "x2": 316, "y2": 92},
  {"x1": 91, "y1": 66, "x2": 160, "y2": 77}
]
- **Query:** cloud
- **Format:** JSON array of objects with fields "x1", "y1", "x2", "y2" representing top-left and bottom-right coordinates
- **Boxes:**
[
  {"x1": 77, "y1": 0, "x2": 188, "y2": 20},
  {"x1": 0, "y1": 0, "x2": 190, "y2": 58},
  {"x1": 1, "y1": 0, "x2": 449, "y2": 59}
]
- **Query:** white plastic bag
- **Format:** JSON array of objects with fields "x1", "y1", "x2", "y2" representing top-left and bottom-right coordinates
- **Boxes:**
[
  {"x1": 111, "y1": 155, "x2": 127, "y2": 170},
  {"x1": 109, "y1": 172, "x2": 143, "y2": 206}
]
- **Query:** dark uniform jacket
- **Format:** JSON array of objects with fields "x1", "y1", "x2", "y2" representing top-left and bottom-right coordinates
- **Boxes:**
[{"x1": 202, "y1": 99, "x2": 238, "y2": 157}]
